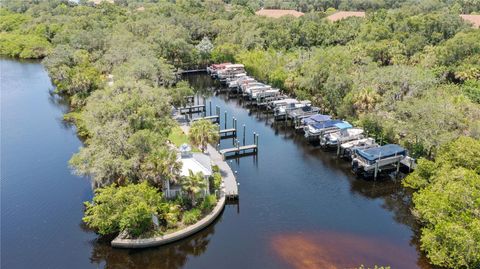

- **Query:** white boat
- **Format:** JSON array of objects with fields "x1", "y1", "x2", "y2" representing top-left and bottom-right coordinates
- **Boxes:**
[
  {"x1": 217, "y1": 64, "x2": 245, "y2": 82},
  {"x1": 228, "y1": 76, "x2": 255, "y2": 88},
  {"x1": 304, "y1": 120, "x2": 350, "y2": 140},
  {"x1": 321, "y1": 128, "x2": 364, "y2": 147},
  {"x1": 340, "y1": 137, "x2": 377, "y2": 156},
  {"x1": 245, "y1": 85, "x2": 273, "y2": 99},
  {"x1": 274, "y1": 100, "x2": 311, "y2": 119}
]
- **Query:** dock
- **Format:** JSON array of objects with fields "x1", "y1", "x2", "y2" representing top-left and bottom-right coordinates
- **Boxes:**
[
  {"x1": 219, "y1": 144, "x2": 258, "y2": 157},
  {"x1": 179, "y1": 105, "x2": 206, "y2": 115},
  {"x1": 191, "y1": 115, "x2": 220, "y2": 124},
  {"x1": 219, "y1": 128, "x2": 237, "y2": 137}
]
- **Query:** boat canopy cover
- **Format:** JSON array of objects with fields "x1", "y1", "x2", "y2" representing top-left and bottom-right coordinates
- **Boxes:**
[
  {"x1": 302, "y1": 114, "x2": 331, "y2": 124},
  {"x1": 356, "y1": 144, "x2": 406, "y2": 162},
  {"x1": 310, "y1": 120, "x2": 344, "y2": 130},
  {"x1": 334, "y1": 122, "x2": 352, "y2": 129}
]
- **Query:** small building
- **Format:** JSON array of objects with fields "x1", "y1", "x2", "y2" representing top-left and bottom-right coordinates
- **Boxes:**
[
  {"x1": 255, "y1": 9, "x2": 304, "y2": 18},
  {"x1": 165, "y1": 144, "x2": 212, "y2": 198},
  {"x1": 326, "y1": 11, "x2": 366, "y2": 22}
]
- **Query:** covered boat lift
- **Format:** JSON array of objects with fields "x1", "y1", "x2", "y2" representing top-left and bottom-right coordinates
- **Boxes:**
[{"x1": 352, "y1": 144, "x2": 407, "y2": 179}]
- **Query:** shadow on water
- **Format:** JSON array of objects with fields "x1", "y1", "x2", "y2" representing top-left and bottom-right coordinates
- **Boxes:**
[{"x1": 89, "y1": 216, "x2": 220, "y2": 269}]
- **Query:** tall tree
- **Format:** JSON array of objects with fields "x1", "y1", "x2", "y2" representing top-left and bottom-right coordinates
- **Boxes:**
[{"x1": 188, "y1": 120, "x2": 219, "y2": 152}]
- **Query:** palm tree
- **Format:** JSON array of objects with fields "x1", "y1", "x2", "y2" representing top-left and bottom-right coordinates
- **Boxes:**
[
  {"x1": 181, "y1": 170, "x2": 207, "y2": 206},
  {"x1": 189, "y1": 120, "x2": 219, "y2": 152},
  {"x1": 353, "y1": 87, "x2": 380, "y2": 115},
  {"x1": 141, "y1": 147, "x2": 181, "y2": 192}
]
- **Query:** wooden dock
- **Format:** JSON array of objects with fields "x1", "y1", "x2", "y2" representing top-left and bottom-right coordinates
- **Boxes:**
[
  {"x1": 179, "y1": 105, "x2": 206, "y2": 115},
  {"x1": 191, "y1": 115, "x2": 220, "y2": 124},
  {"x1": 219, "y1": 128, "x2": 237, "y2": 137},
  {"x1": 219, "y1": 144, "x2": 258, "y2": 158}
]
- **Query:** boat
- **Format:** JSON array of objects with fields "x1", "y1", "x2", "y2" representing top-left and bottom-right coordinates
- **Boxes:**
[
  {"x1": 244, "y1": 85, "x2": 272, "y2": 99},
  {"x1": 217, "y1": 64, "x2": 245, "y2": 83},
  {"x1": 274, "y1": 100, "x2": 311, "y2": 120},
  {"x1": 351, "y1": 144, "x2": 407, "y2": 178},
  {"x1": 320, "y1": 127, "x2": 364, "y2": 147},
  {"x1": 340, "y1": 137, "x2": 378, "y2": 158},
  {"x1": 207, "y1": 62, "x2": 231, "y2": 77},
  {"x1": 228, "y1": 76, "x2": 255, "y2": 89},
  {"x1": 301, "y1": 114, "x2": 331, "y2": 125},
  {"x1": 304, "y1": 120, "x2": 349, "y2": 140}
]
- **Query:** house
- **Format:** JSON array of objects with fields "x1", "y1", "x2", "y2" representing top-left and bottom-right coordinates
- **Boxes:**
[
  {"x1": 255, "y1": 9, "x2": 304, "y2": 18},
  {"x1": 326, "y1": 11, "x2": 366, "y2": 22},
  {"x1": 165, "y1": 144, "x2": 212, "y2": 198}
]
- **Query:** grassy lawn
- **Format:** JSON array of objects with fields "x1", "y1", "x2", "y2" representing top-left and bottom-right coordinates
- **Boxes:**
[{"x1": 168, "y1": 126, "x2": 201, "y2": 152}]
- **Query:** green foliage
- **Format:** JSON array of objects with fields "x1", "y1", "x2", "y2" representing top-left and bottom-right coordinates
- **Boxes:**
[
  {"x1": 182, "y1": 208, "x2": 201, "y2": 225},
  {"x1": 200, "y1": 194, "x2": 217, "y2": 213},
  {"x1": 69, "y1": 82, "x2": 175, "y2": 186},
  {"x1": 0, "y1": 33, "x2": 51, "y2": 58},
  {"x1": 168, "y1": 81, "x2": 194, "y2": 107},
  {"x1": 211, "y1": 171, "x2": 222, "y2": 191},
  {"x1": 189, "y1": 119, "x2": 219, "y2": 152},
  {"x1": 158, "y1": 202, "x2": 181, "y2": 229},
  {"x1": 404, "y1": 137, "x2": 480, "y2": 268},
  {"x1": 181, "y1": 170, "x2": 208, "y2": 206},
  {"x1": 211, "y1": 43, "x2": 239, "y2": 63},
  {"x1": 83, "y1": 182, "x2": 163, "y2": 236}
]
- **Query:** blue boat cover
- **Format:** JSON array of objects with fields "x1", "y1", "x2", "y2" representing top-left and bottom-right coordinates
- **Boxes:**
[
  {"x1": 334, "y1": 122, "x2": 352, "y2": 129},
  {"x1": 356, "y1": 144, "x2": 406, "y2": 162},
  {"x1": 302, "y1": 114, "x2": 331, "y2": 125},
  {"x1": 310, "y1": 120, "x2": 344, "y2": 130}
]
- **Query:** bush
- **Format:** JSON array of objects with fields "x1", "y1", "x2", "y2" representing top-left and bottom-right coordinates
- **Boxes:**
[
  {"x1": 200, "y1": 194, "x2": 217, "y2": 213},
  {"x1": 83, "y1": 182, "x2": 163, "y2": 236},
  {"x1": 182, "y1": 208, "x2": 201, "y2": 225},
  {"x1": 159, "y1": 202, "x2": 181, "y2": 229},
  {"x1": 210, "y1": 171, "x2": 222, "y2": 191}
]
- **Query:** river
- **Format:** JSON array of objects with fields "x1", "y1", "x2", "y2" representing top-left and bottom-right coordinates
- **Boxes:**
[{"x1": 1, "y1": 59, "x2": 433, "y2": 269}]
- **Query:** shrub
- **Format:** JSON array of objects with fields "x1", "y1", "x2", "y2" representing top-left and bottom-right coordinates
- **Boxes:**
[
  {"x1": 200, "y1": 194, "x2": 217, "y2": 213},
  {"x1": 182, "y1": 208, "x2": 201, "y2": 225},
  {"x1": 83, "y1": 182, "x2": 163, "y2": 236},
  {"x1": 211, "y1": 171, "x2": 222, "y2": 191}
]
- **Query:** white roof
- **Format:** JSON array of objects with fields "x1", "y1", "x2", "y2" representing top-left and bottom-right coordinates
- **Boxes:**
[{"x1": 180, "y1": 157, "x2": 212, "y2": 177}]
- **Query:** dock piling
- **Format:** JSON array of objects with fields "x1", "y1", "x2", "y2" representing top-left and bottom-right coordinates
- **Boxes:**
[
  {"x1": 225, "y1": 111, "x2": 227, "y2": 129},
  {"x1": 243, "y1": 124, "x2": 246, "y2": 145}
]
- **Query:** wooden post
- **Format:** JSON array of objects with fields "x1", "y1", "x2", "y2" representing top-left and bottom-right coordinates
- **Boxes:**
[
  {"x1": 253, "y1": 132, "x2": 256, "y2": 144},
  {"x1": 243, "y1": 124, "x2": 246, "y2": 146},
  {"x1": 337, "y1": 140, "x2": 341, "y2": 156},
  {"x1": 224, "y1": 111, "x2": 227, "y2": 129},
  {"x1": 396, "y1": 159, "x2": 400, "y2": 177},
  {"x1": 209, "y1": 101, "x2": 212, "y2": 116}
]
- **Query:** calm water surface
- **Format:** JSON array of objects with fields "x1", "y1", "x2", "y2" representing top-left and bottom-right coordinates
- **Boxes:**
[{"x1": 2, "y1": 60, "x2": 433, "y2": 269}]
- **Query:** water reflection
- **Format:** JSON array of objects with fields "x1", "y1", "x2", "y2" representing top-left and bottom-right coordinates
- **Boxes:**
[{"x1": 90, "y1": 221, "x2": 217, "y2": 269}]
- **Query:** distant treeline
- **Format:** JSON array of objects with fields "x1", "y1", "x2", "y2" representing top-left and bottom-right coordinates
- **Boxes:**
[{"x1": 227, "y1": 0, "x2": 480, "y2": 13}]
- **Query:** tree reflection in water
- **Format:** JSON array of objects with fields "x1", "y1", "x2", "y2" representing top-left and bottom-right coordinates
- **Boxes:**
[{"x1": 88, "y1": 221, "x2": 216, "y2": 269}]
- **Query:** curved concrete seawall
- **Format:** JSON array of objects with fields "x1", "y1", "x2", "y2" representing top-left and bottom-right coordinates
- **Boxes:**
[{"x1": 111, "y1": 193, "x2": 226, "y2": 248}]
